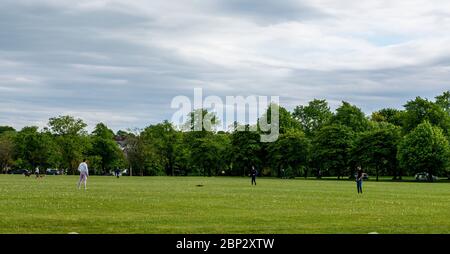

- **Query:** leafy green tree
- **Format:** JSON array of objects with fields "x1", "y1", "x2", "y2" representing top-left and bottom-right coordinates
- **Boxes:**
[
  {"x1": 183, "y1": 108, "x2": 219, "y2": 132},
  {"x1": 85, "y1": 155, "x2": 103, "y2": 175},
  {"x1": 188, "y1": 133, "x2": 230, "y2": 176},
  {"x1": 0, "y1": 126, "x2": 15, "y2": 135},
  {"x1": 352, "y1": 123, "x2": 402, "y2": 181},
  {"x1": 276, "y1": 105, "x2": 302, "y2": 134},
  {"x1": 40, "y1": 130, "x2": 63, "y2": 170},
  {"x1": 47, "y1": 115, "x2": 88, "y2": 174},
  {"x1": 435, "y1": 90, "x2": 450, "y2": 114},
  {"x1": 211, "y1": 133, "x2": 232, "y2": 176},
  {"x1": 116, "y1": 130, "x2": 130, "y2": 138},
  {"x1": 311, "y1": 124, "x2": 354, "y2": 179},
  {"x1": 14, "y1": 126, "x2": 42, "y2": 170},
  {"x1": 14, "y1": 127, "x2": 60, "y2": 170},
  {"x1": 293, "y1": 99, "x2": 333, "y2": 136},
  {"x1": 90, "y1": 123, "x2": 123, "y2": 174},
  {"x1": 402, "y1": 97, "x2": 450, "y2": 135},
  {"x1": 397, "y1": 122, "x2": 450, "y2": 181},
  {"x1": 230, "y1": 125, "x2": 262, "y2": 176},
  {"x1": 123, "y1": 131, "x2": 154, "y2": 176},
  {"x1": 331, "y1": 101, "x2": 369, "y2": 133},
  {"x1": 173, "y1": 133, "x2": 191, "y2": 176},
  {"x1": 0, "y1": 131, "x2": 16, "y2": 173},
  {"x1": 268, "y1": 129, "x2": 310, "y2": 178},
  {"x1": 48, "y1": 116, "x2": 87, "y2": 136},
  {"x1": 181, "y1": 109, "x2": 224, "y2": 176},
  {"x1": 371, "y1": 108, "x2": 403, "y2": 127},
  {"x1": 141, "y1": 120, "x2": 180, "y2": 176},
  {"x1": 259, "y1": 103, "x2": 302, "y2": 135},
  {"x1": 124, "y1": 133, "x2": 142, "y2": 176}
]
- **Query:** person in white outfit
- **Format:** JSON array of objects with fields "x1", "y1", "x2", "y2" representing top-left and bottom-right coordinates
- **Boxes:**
[{"x1": 77, "y1": 159, "x2": 89, "y2": 190}]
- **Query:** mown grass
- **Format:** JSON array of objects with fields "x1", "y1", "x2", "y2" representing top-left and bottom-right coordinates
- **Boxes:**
[{"x1": 0, "y1": 175, "x2": 449, "y2": 234}]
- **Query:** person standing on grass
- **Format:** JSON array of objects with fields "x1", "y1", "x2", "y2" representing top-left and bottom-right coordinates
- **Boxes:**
[
  {"x1": 77, "y1": 159, "x2": 89, "y2": 190},
  {"x1": 251, "y1": 166, "x2": 257, "y2": 186},
  {"x1": 35, "y1": 166, "x2": 40, "y2": 178},
  {"x1": 356, "y1": 166, "x2": 363, "y2": 194}
]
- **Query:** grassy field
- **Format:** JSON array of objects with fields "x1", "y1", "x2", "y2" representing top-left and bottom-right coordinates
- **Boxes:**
[{"x1": 1, "y1": 175, "x2": 449, "y2": 234}]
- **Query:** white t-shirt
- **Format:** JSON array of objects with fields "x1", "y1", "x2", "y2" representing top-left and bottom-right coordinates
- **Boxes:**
[{"x1": 78, "y1": 162, "x2": 89, "y2": 174}]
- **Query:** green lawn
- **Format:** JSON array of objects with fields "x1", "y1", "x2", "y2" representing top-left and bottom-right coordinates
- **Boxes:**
[{"x1": 1, "y1": 175, "x2": 449, "y2": 234}]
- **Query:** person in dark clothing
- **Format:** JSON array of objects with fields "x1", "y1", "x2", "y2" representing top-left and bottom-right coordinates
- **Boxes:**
[
  {"x1": 115, "y1": 168, "x2": 120, "y2": 178},
  {"x1": 251, "y1": 166, "x2": 257, "y2": 185},
  {"x1": 356, "y1": 166, "x2": 363, "y2": 194}
]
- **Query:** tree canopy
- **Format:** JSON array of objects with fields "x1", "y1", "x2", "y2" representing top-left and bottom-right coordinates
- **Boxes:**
[
  {"x1": 352, "y1": 123, "x2": 402, "y2": 181},
  {"x1": 397, "y1": 121, "x2": 450, "y2": 181},
  {"x1": 2, "y1": 91, "x2": 450, "y2": 181},
  {"x1": 293, "y1": 99, "x2": 332, "y2": 136},
  {"x1": 311, "y1": 124, "x2": 355, "y2": 179},
  {"x1": 402, "y1": 97, "x2": 450, "y2": 135},
  {"x1": 331, "y1": 101, "x2": 370, "y2": 133}
]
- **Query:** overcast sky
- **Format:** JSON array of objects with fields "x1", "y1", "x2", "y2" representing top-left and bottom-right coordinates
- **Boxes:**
[{"x1": 1, "y1": 0, "x2": 450, "y2": 132}]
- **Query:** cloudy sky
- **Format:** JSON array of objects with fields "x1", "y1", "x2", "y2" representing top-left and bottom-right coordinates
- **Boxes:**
[{"x1": 1, "y1": 0, "x2": 450, "y2": 132}]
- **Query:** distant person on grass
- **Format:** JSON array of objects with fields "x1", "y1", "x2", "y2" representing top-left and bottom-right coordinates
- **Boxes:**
[
  {"x1": 356, "y1": 166, "x2": 363, "y2": 194},
  {"x1": 35, "y1": 167, "x2": 40, "y2": 178},
  {"x1": 251, "y1": 166, "x2": 257, "y2": 186},
  {"x1": 115, "y1": 168, "x2": 120, "y2": 178},
  {"x1": 77, "y1": 159, "x2": 89, "y2": 190}
]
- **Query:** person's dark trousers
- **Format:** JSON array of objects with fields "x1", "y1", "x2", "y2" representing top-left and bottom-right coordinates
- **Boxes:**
[
  {"x1": 251, "y1": 176, "x2": 256, "y2": 185},
  {"x1": 357, "y1": 180, "x2": 363, "y2": 193}
]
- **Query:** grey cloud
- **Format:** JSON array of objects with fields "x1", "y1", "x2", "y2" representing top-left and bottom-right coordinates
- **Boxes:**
[
  {"x1": 279, "y1": 63, "x2": 450, "y2": 114},
  {"x1": 1, "y1": 0, "x2": 450, "y2": 131},
  {"x1": 213, "y1": 0, "x2": 331, "y2": 24},
  {"x1": 0, "y1": 3, "x2": 180, "y2": 130}
]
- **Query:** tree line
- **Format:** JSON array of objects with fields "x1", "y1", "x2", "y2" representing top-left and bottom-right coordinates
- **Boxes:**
[{"x1": 1, "y1": 91, "x2": 450, "y2": 181}]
